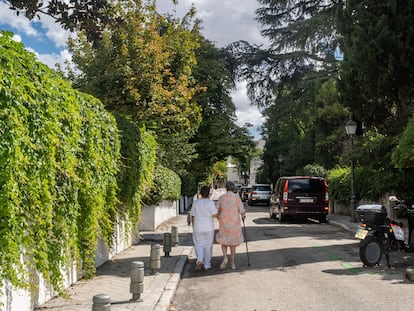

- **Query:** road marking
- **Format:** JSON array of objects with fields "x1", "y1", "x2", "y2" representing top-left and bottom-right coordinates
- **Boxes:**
[{"x1": 341, "y1": 262, "x2": 362, "y2": 274}]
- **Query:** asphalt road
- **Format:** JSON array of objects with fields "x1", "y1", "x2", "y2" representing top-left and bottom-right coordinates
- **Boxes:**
[{"x1": 170, "y1": 204, "x2": 414, "y2": 311}]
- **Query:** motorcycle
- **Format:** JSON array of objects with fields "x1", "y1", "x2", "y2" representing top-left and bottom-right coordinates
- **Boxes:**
[{"x1": 354, "y1": 196, "x2": 414, "y2": 267}]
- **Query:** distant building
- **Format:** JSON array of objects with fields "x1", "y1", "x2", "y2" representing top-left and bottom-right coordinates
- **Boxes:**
[
  {"x1": 226, "y1": 157, "x2": 239, "y2": 184},
  {"x1": 226, "y1": 139, "x2": 265, "y2": 186},
  {"x1": 249, "y1": 157, "x2": 263, "y2": 186}
]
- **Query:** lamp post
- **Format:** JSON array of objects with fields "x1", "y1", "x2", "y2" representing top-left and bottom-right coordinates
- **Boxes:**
[
  {"x1": 278, "y1": 155, "x2": 284, "y2": 177},
  {"x1": 345, "y1": 119, "x2": 357, "y2": 222}
]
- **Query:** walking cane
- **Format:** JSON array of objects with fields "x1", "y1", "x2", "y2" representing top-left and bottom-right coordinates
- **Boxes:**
[{"x1": 242, "y1": 217, "x2": 251, "y2": 267}]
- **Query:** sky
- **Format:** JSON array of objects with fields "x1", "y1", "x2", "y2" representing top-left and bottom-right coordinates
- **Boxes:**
[{"x1": 0, "y1": 0, "x2": 267, "y2": 139}]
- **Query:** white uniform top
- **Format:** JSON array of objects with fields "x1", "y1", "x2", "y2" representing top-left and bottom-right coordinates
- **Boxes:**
[{"x1": 190, "y1": 198, "x2": 217, "y2": 232}]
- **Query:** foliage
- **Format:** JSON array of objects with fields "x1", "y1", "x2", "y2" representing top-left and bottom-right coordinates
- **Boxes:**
[
  {"x1": 226, "y1": 1, "x2": 348, "y2": 185},
  {"x1": 5, "y1": 0, "x2": 113, "y2": 43},
  {"x1": 227, "y1": 0, "x2": 341, "y2": 107},
  {"x1": 143, "y1": 165, "x2": 181, "y2": 206},
  {"x1": 114, "y1": 114, "x2": 157, "y2": 226},
  {"x1": 189, "y1": 38, "x2": 256, "y2": 182},
  {"x1": 67, "y1": 0, "x2": 202, "y2": 172},
  {"x1": 180, "y1": 172, "x2": 198, "y2": 197},
  {"x1": 392, "y1": 114, "x2": 414, "y2": 168},
  {"x1": 337, "y1": 0, "x2": 414, "y2": 134},
  {"x1": 326, "y1": 167, "x2": 350, "y2": 204},
  {"x1": 0, "y1": 31, "x2": 120, "y2": 293},
  {"x1": 261, "y1": 78, "x2": 348, "y2": 184},
  {"x1": 299, "y1": 164, "x2": 328, "y2": 178},
  {"x1": 328, "y1": 165, "x2": 414, "y2": 206}
]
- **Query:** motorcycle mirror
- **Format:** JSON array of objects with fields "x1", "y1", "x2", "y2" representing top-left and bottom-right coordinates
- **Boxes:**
[{"x1": 388, "y1": 195, "x2": 399, "y2": 202}]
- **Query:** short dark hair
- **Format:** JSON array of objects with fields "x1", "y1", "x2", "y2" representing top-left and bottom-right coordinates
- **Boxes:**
[
  {"x1": 200, "y1": 186, "x2": 211, "y2": 198},
  {"x1": 226, "y1": 181, "x2": 235, "y2": 191}
]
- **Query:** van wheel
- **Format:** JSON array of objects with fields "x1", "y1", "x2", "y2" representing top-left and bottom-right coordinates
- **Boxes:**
[
  {"x1": 278, "y1": 211, "x2": 286, "y2": 223},
  {"x1": 319, "y1": 215, "x2": 327, "y2": 223}
]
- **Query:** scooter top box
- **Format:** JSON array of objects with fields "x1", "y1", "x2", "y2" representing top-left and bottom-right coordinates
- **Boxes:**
[{"x1": 356, "y1": 204, "x2": 387, "y2": 225}]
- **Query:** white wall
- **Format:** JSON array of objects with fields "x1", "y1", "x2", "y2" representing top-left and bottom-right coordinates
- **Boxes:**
[{"x1": 139, "y1": 200, "x2": 179, "y2": 231}]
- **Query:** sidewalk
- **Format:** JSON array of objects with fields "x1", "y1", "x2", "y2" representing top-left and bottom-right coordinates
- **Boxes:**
[
  {"x1": 39, "y1": 215, "x2": 194, "y2": 311},
  {"x1": 39, "y1": 213, "x2": 361, "y2": 311},
  {"x1": 327, "y1": 213, "x2": 360, "y2": 233}
]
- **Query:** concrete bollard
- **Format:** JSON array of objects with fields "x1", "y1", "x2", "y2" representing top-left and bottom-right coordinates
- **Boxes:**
[
  {"x1": 163, "y1": 232, "x2": 172, "y2": 257},
  {"x1": 171, "y1": 226, "x2": 178, "y2": 246},
  {"x1": 150, "y1": 243, "x2": 161, "y2": 274},
  {"x1": 92, "y1": 293, "x2": 111, "y2": 311},
  {"x1": 187, "y1": 211, "x2": 191, "y2": 225},
  {"x1": 130, "y1": 261, "x2": 144, "y2": 301}
]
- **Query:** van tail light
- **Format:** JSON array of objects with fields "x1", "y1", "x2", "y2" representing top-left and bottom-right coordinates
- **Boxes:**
[
  {"x1": 283, "y1": 182, "x2": 288, "y2": 204},
  {"x1": 324, "y1": 180, "x2": 329, "y2": 203}
]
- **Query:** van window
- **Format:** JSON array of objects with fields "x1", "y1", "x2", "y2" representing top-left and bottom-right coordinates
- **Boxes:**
[
  {"x1": 254, "y1": 185, "x2": 271, "y2": 191},
  {"x1": 288, "y1": 178, "x2": 325, "y2": 193}
]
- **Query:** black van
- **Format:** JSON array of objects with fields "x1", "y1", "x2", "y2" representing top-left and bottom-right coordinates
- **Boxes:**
[{"x1": 270, "y1": 176, "x2": 329, "y2": 223}]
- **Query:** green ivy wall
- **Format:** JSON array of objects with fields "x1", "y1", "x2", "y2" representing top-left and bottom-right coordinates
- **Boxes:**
[
  {"x1": 0, "y1": 30, "x2": 182, "y2": 309},
  {"x1": 0, "y1": 31, "x2": 121, "y2": 293}
]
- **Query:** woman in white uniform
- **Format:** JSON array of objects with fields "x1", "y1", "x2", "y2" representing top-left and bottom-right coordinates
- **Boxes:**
[{"x1": 191, "y1": 186, "x2": 218, "y2": 271}]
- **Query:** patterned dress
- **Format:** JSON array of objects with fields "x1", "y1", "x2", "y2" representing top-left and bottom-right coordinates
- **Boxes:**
[{"x1": 215, "y1": 191, "x2": 245, "y2": 246}]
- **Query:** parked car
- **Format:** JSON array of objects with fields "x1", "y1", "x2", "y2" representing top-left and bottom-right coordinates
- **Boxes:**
[
  {"x1": 239, "y1": 186, "x2": 252, "y2": 202},
  {"x1": 270, "y1": 176, "x2": 329, "y2": 223},
  {"x1": 248, "y1": 184, "x2": 272, "y2": 206},
  {"x1": 234, "y1": 183, "x2": 243, "y2": 193}
]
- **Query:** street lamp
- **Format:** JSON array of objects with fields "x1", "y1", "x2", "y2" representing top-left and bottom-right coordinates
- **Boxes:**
[
  {"x1": 345, "y1": 118, "x2": 357, "y2": 222},
  {"x1": 278, "y1": 155, "x2": 284, "y2": 177}
]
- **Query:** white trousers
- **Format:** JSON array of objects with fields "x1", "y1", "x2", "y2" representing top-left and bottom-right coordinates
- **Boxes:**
[{"x1": 192, "y1": 230, "x2": 215, "y2": 269}]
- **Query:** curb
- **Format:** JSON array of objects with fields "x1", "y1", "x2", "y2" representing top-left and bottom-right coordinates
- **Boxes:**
[
  {"x1": 327, "y1": 219, "x2": 355, "y2": 233},
  {"x1": 153, "y1": 248, "x2": 192, "y2": 311}
]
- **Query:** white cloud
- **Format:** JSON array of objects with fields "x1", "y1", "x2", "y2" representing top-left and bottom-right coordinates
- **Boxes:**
[
  {"x1": 39, "y1": 15, "x2": 71, "y2": 48},
  {"x1": 232, "y1": 81, "x2": 265, "y2": 138},
  {"x1": 157, "y1": 0, "x2": 266, "y2": 47},
  {"x1": 28, "y1": 48, "x2": 72, "y2": 71},
  {"x1": 12, "y1": 34, "x2": 22, "y2": 42},
  {"x1": 0, "y1": 2, "x2": 39, "y2": 37}
]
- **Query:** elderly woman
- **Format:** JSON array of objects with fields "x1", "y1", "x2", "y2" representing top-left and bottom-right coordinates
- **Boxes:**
[
  {"x1": 216, "y1": 181, "x2": 246, "y2": 270},
  {"x1": 191, "y1": 186, "x2": 218, "y2": 271}
]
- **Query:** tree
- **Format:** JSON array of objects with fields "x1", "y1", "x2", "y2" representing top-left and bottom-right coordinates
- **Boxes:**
[
  {"x1": 67, "y1": 0, "x2": 201, "y2": 172},
  {"x1": 5, "y1": 0, "x2": 113, "y2": 43},
  {"x1": 336, "y1": 0, "x2": 414, "y2": 135},
  {"x1": 227, "y1": 0, "x2": 342, "y2": 108},
  {"x1": 261, "y1": 77, "x2": 348, "y2": 184},
  {"x1": 188, "y1": 38, "x2": 256, "y2": 182}
]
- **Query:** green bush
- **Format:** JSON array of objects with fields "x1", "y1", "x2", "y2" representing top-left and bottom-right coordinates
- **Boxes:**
[
  {"x1": 327, "y1": 165, "x2": 414, "y2": 205},
  {"x1": 143, "y1": 165, "x2": 181, "y2": 205},
  {"x1": 299, "y1": 164, "x2": 328, "y2": 178},
  {"x1": 0, "y1": 31, "x2": 120, "y2": 292}
]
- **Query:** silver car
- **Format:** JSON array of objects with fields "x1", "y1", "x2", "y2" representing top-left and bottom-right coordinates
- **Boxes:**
[{"x1": 248, "y1": 184, "x2": 272, "y2": 206}]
